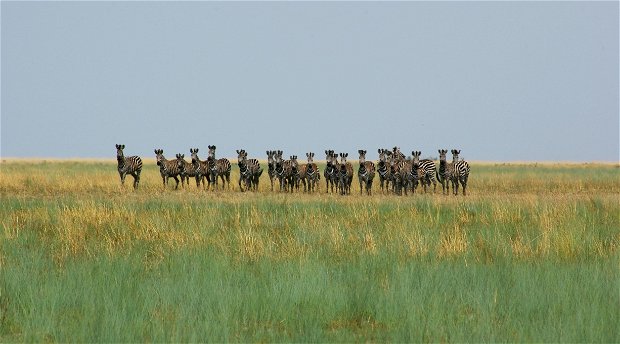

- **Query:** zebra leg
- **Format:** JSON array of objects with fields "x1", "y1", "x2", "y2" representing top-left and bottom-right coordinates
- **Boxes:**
[
  {"x1": 133, "y1": 171, "x2": 141, "y2": 189},
  {"x1": 119, "y1": 172, "x2": 126, "y2": 186},
  {"x1": 173, "y1": 176, "x2": 180, "y2": 190},
  {"x1": 461, "y1": 176, "x2": 468, "y2": 196}
]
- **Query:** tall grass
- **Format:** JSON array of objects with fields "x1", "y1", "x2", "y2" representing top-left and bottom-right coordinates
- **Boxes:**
[{"x1": 0, "y1": 160, "x2": 618, "y2": 341}]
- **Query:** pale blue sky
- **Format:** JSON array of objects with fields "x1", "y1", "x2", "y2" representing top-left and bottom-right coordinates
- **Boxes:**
[{"x1": 2, "y1": 1, "x2": 618, "y2": 161}]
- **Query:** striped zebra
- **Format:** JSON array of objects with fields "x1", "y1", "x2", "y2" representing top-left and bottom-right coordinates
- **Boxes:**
[
  {"x1": 190, "y1": 148, "x2": 210, "y2": 189},
  {"x1": 389, "y1": 150, "x2": 406, "y2": 195},
  {"x1": 115, "y1": 144, "x2": 142, "y2": 189},
  {"x1": 436, "y1": 149, "x2": 452, "y2": 195},
  {"x1": 303, "y1": 152, "x2": 320, "y2": 193},
  {"x1": 207, "y1": 145, "x2": 231, "y2": 190},
  {"x1": 266, "y1": 150, "x2": 277, "y2": 191},
  {"x1": 377, "y1": 149, "x2": 391, "y2": 193},
  {"x1": 274, "y1": 150, "x2": 288, "y2": 191},
  {"x1": 412, "y1": 151, "x2": 438, "y2": 193},
  {"x1": 357, "y1": 150, "x2": 375, "y2": 195},
  {"x1": 237, "y1": 149, "x2": 262, "y2": 192},
  {"x1": 338, "y1": 153, "x2": 353, "y2": 195},
  {"x1": 154, "y1": 149, "x2": 185, "y2": 189},
  {"x1": 399, "y1": 157, "x2": 418, "y2": 195},
  {"x1": 324, "y1": 150, "x2": 338, "y2": 193},
  {"x1": 180, "y1": 151, "x2": 200, "y2": 188},
  {"x1": 450, "y1": 149, "x2": 471, "y2": 196},
  {"x1": 283, "y1": 155, "x2": 299, "y2": 193}
]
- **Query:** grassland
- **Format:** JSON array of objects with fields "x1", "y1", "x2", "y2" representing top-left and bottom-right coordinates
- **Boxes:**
[{"x1": 0, "y1": 160, "x2": 618, "y2": 342}]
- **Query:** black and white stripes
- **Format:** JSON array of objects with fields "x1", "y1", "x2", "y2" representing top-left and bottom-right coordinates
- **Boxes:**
[
  {"x1": 114, "y1": 146, "x2": 471, "y2": 195},
  {"x1": 116, "y1": 144, "x2": 142, "y2": 189}
]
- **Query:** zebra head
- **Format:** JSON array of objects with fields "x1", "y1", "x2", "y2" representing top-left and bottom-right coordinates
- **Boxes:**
[
  {"x1": 290, "y1": 155, "x2": 299, "y2": 171},
  {"x1": 154, "y1": 149, "x2": 164, "y2": 166},
  {"x1": 267, "y1": 150, "x2": 275, "y2": 168},
  {"x1": 438, "y1": 149, "x2": 448, "y2": 163},
  {"x1": 116, "y1": 144, "x2": 126, "y2": 158},
  {"x1": 339, "y1": 153, "x2": 348, "y2": 165},
  {"x1": 451, "y1": 149, "x2": 461, "y2": 162},
  {"x1": 378, "y1": 149, "x2": 388, "y2": 164},
  {"x1": 237, "y1": 149, "x2": 247, "y2": 165},
  {"x1": 190, "y1": 148, "x2": 200, "y2": 166},
  {"x1": 175, "y1": 154, "x2": 186, "y2": 173},
  {"x1": 412, "y1": 151, "x2": 422, "y2": 166},
  {"x1": 208, "y1": 145, "x2": 216, "y2": 160},
  {"x1": 358, "y1": 150, "x2": 367, "y2": 164}
]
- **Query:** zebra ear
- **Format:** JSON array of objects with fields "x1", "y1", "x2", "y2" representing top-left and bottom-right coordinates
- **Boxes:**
[
  {"x1": 121, "y1": 145, "x2": 125, "y2": 149},
  {"x1": 345, "y1": 153, "x2": 348, "y2": 158},
  {"x1": 311, "y1": 153, "x2": 314, "y2": 158},
  {"x1": 116, "y1": 144, "x2": 120, "y2": 149},
  {"x1": 236, "y1": 150, "x2": 240, "y2": 154},
  {"x1": 456, "y1": 150, "x2": 461, "y2": 154}
]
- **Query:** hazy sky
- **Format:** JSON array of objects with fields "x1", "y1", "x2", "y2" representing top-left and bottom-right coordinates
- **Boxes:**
[{"x1": 2, "y1": 1, "x2": 618, "y2": 161}]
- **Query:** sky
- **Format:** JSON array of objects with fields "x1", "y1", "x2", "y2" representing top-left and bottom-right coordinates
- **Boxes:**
[{"x1": 1, "y1": 1, "x2": 618, "y2": 162}]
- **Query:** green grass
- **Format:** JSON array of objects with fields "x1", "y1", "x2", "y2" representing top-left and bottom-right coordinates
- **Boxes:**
[{"x1": 0, "y1": 160, "x2": 618, "y2": 342}]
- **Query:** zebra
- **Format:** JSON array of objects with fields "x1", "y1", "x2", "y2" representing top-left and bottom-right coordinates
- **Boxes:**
[
  {"x1": 324, "y1": 150, "x2": 338, "y2": 193},
  {"x1": 377, "y1": 149, "x2": 391, "y2": 193},
  {"x1": 283, "y1": 155, "x2": 299, "y2": 193},
  {"x1": 389, "y1": 151, "x2": 406, "y2": 195},
  {"x1": 154, "y1": 149, "x2": 185, "y2": 189},
  {"x1": 274, "y1": 150, "x2": 288, "y2": 191},
  {"x1": 303, "y1": 152, "x2": 320, "y2": 193},
  {"x1": 399, "y1": 157, "x2": 417, "y2": 195},
  {"x1": 436, "y1": 149, "x2": 452, "y2": 195},
  {"x1": 338, "y1": 153, "x2": 353, "y2": 195},
  {"x1": 357, "y1": 150, "x2": 375, "y2": 195},
  {"x1": 266, "y1": 150, "x2": 277, "y2": 191},
  {"x1": 412, "y1": 151, "x2": 438, "y2": 193},
  {"x1": 180, "y1": 151, "x2": 200, "y2": 188},
  {"x1": 190, "y1": 148, "x2": 210, "y2": 189},
  {"x1": 115, "y1": 144, "x2": 142, "y2": 189},
  {"x1": 450, "y1": 149, "x2": 470, "y2": 196},
  {"x1": 207, "y1": 145, "x2": 231, "y2": 190},
  {"x1": 237, "y1": 149, "x2": 262, "y2": 192}
]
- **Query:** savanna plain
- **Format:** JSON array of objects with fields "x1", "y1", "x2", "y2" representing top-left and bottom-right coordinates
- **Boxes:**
[{"x1": 0, "y1": 159, "x2": 618, "y2": 342}]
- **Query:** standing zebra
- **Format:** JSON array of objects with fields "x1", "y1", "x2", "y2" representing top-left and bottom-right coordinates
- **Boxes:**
[
  {"x1": 377, "y1": 149, "x2": 391, "y2": 193},
  {"x1": 282, "y1": 155, "x2": 299, "y2": 193},
  {"x1": 338, "y1": 153, "x2": 353, "y2": 195},
  {"x1": 399, "y1": 157, "x2": 417, "y2": 195},
  {"x1": 389, "y1": 151, "x2": 406, "y2": 195},
  {"x1": 180, "y1": 152, "x2": 200, "y2": 188},
  {"x1": 303, "y1": 152, "x2": 320, "y2": 193},
  {"x1": 436, "y1": 149, "x2": 452, "y2": 195},
  {"x1": 450, "y1": 149, "x2": 470, "y2": 196},
  {"x1": 115, "y1": 144, "x2": 142, "y2": 189},
  {"x1": 324, "y1": 150, "x2": 338, "y2": 193},
  {"x1": 207, "y1": 145, "x2": 231, "y2": 190},
  {"x1": 237, "y1": 149, "x2": 262, "y2": 192},
  {"x1": 412, "y1": 151, "x2": 438, "y2": 193},
  {"x1": 190, "y1": 148, "x2": 210, "y2": 189},
  {"x1": 154, "y1": 149, "x2": 185, "y2": 189},
  {"x1": 266, "y1": 150, "x2": 277, "y2": 191},
  {"x1": 357, "y1": 150, "x2": 375, "y2": 195},
  {"x1": 275, "y1": 150, "x2": 287, "y2": 191}
]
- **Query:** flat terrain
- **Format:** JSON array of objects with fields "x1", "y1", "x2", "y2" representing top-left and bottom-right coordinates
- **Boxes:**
[{"x1": 0, "y1": 160, "x2": 618, "y2": 342}]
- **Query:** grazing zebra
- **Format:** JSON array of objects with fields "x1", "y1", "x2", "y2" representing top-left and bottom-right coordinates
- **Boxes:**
[
  {"x1": 377, "y1": 149, "x2": 391, "y2": 193},
  {"x1": 412, "y1": 151, "x2": 437, "y2": 193},
  {"x1": 436, "y1": 149, "x2": 452, "y2": 195},
  {"x1": 237, "y1": 149, "x2": 262, "y2": 192},
  {"x1": 324, "y1": 150, "x2": 338, "y2": 193},
  {"x1": 154, "y1": 149, "x2": 185, "y2": 189},
  {"x1": 266, "y1": 150, "x2": 277, "y2": 191},
  {"x1": 450, "y1": 149, "x2": 470, "y2": 196},
  {"x1": 190, "y1": 148, "x2": 210, "y2": 189},
  {"x1": 357, "y1": 150, "x2": 375, "y2": 195},
  {"x1": 115, "y1": 144, "x2": 142, "y2": 189},
  {"x1": 303, "y1": 152, "x2": 320, "y2": 193},
  {"x1": 338, "y1": 153, "x2": 353, "y2": 195},
  {"x1": 207, "y1": 145, "x2": 231, "y2": 190}
]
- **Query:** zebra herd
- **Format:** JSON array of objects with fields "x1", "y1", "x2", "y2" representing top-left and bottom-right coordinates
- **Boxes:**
[{"x1": 116, "y1": 144, "x2": 471, "y2": 196}]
